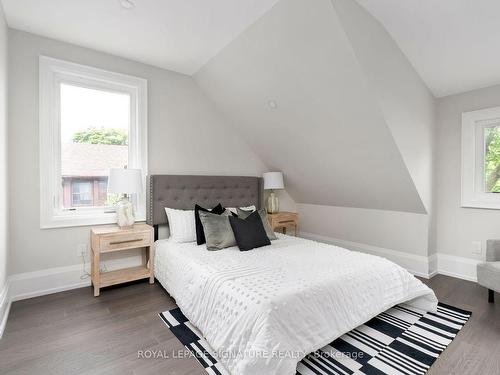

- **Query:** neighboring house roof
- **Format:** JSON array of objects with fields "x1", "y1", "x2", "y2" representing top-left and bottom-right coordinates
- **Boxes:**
[{"x1": 61, "y1": 143, "x2": 128, "y2": 177}]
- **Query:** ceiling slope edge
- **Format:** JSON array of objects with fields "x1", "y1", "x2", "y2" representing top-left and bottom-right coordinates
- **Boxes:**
[
  {"x1": 331, "y1": 0, "x2": 434, "y2": 213},
  {"x1": 194, "y1": 0, "x2": 426, "y2": 214}
]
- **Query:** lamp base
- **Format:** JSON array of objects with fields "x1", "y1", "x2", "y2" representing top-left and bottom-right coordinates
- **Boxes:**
[
  {"x1": 116, "y1": 195, "x2": 136, "y2": 228},
  {"x1": 267, "y1": 191, "x2": 279, "y2": 214}
]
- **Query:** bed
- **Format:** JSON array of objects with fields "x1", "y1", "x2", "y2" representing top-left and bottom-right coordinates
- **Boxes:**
[{"x1": 148, "y1": 175, "x2": 438, "y2": 375}]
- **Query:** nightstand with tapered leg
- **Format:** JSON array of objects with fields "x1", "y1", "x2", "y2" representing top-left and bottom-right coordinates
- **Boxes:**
[{"x1": 90, "y1": 224, "x2": 154, "y2": 296}]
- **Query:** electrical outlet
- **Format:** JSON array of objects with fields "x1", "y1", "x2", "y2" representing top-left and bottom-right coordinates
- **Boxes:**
[
  {"x1": 76, "y1": 243, "x2": 88, "y2": 257},
  {"x1": 471, "y1": 241, "x2": 482, "y2": 255}
]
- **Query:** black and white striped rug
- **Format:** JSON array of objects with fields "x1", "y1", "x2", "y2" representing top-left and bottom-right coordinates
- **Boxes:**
[{"x1": 159, "y1": 302, "x2": 470, "y2": 375}]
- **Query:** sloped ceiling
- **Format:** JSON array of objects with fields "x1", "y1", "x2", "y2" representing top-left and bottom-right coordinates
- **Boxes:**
[
  {"x1": 356, "y1": 0, "x2": 500, "y2": 97},
  {"x1": 195, "y1": 0, "x2": 429, "y2": 214},
  {"x1": 0, "y1": 0, "x2": 279, "y2": 75},
  {"x1": 332, "y1": 0, "x2": 435, "y2": 211}
]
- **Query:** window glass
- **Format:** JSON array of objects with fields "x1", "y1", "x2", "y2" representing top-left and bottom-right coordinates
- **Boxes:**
[
  {"x1": 484, "y1": 125, "x2": 500, "y2": 193},
  {"x1": 39, "y1": 57, "x2": 147, "y2": 227},
  {"x1": 71, "y1": 180, "x2": 93, "y2": 206},
  {"x1": 60, "y1": 83, "x2": 130, "y2": 209}
]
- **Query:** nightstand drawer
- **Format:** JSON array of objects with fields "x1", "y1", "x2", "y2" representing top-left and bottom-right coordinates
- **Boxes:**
[
  {"x1": 267, "y1": 212, "x2": 298, "y2": 236},
  {"x1": 99, "y1": 231, "x2": 151, "y2": 252},
  {"x1": 273, "y1": 213, "x2": 297, "y2": 224}
]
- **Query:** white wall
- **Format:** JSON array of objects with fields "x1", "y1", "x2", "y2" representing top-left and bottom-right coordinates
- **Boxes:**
[
  {"x1": 0, "y1": 4, "x2": 8, "y2": 321},
  {"x1": 434, "y1": 84, "x2": 500, "y2": 260},
  {"x1": 298, "y1": 0, "x2": 436, "y2": 258},
  {"x1": 331, "y1": 0, "x2": 436, "y2": 212},
  {"x1": 298, "y1": 204, "x2": 429, "y2": 256},
  {"x1": 8, "y1": 30, "x2": 268, "y2": 275}
]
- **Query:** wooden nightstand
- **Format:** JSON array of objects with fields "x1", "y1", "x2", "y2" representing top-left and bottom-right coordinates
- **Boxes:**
[
  {"x1": 267, "y1": 212, "x2": 299, "y2": 236},
  {"x1": 90, "y1": 224, "x2": 155, "y2": 297}
]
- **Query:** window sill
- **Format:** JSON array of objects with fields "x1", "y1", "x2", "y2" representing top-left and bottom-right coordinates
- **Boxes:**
[
  {"x1": 461, "y1": 201, "x2": 500, "y2": 210},
  {"x1": 40, "y1": 213, "x2": 146, "y2": 229},
  {"x1": 461, "y1": 193, "x2": 500, "y2": 210}
]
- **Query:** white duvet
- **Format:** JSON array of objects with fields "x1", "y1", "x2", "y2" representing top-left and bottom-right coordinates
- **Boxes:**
[{"x1": 155, "y1": 234, "x2": 438, "y2": 375}]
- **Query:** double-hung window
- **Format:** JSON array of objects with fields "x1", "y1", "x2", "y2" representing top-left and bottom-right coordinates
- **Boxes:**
[
  {"x1": 462, "y1": 106, "x2": 500, "y2": 209},
  {"x1": 39, "y1": 56, "x2": 147, "y2": 228}
]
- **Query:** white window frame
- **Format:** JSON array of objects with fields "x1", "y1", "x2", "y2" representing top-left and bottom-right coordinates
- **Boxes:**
[
  {"x1": 39, "y1": 56, "x2": 148, "y2": 228},
  {"x1": 462, "y1": 106, "x2": 500, "y2": 209}
]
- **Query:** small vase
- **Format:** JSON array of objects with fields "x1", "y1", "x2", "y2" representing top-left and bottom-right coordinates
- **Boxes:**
[
  {"x1": 116, "y1": 195, "x2": 135, "y2": 228},
  {"x1": 267, "y1": 191, "x2": 279, "y2": 214}
]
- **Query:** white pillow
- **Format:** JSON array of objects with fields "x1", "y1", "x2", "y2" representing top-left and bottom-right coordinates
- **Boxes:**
[
  {"x1": 164, "y1": 207, "x2": 196, "y2": 243},
  {"x1": 226, "y1": 205, "x2": 256, "y2": 215}
]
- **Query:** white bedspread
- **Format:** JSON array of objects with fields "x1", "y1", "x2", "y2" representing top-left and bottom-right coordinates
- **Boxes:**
[{"x1": 155, "y1": 234, "x2": 437, "y2": 375}]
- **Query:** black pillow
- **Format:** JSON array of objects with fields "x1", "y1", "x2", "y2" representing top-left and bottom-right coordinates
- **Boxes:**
[
  {"x1": 195, "y1": 203, "x2": 225, "y2": 245},
  {"x1": 229, "y1": 211, "x2": 271, "y2": 251}
]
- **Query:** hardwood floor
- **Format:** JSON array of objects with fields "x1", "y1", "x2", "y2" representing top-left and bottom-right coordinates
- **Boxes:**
[
  {"x1": 0, "y1": 275, "x2": 498, "y2": 374},
  {"x1": 421, "y1": 276, "x2": 500, "y2": 375}
]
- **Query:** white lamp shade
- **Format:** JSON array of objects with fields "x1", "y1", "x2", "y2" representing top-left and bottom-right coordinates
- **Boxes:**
[
  {"x1": 263, "y1": 172, "x2": 284, "y2": 190},
  {"x1": 108, "y1": 168, "x2": 143, "y2": 194}
]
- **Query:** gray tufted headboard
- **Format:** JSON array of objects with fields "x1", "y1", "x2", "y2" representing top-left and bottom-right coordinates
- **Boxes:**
[{"x1": 147, "y1": 175, "x2": 263, "y2": 238}]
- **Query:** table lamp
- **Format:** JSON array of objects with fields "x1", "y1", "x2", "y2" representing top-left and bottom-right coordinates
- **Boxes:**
[
  {"x1": 107, "y1": 168, "x2": 143, "y2": 228},
  {"x1": 263, "y1": 172, "x2": 284, "y2": 214}
]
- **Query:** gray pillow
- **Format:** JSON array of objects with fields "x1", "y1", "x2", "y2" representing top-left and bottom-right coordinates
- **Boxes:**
[
  {"x1": 199, "y1": 210, "x2": 236, "y2": 250},
  {"x1": 236, "y1": 208, "x2": 277, "y2": 241}
]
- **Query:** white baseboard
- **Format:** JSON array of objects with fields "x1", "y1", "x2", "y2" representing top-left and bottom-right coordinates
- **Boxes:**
[
  {"x1": 0, "y1": 280, "x2": 11, "y2": 339},
  {"x1": 299, "y1": 232, "x2": 481, "y2": 282},
  {"x1": 7, "y1": 252, "x2": 143, "y2": 302},
  {"x1": 428, "y1": 253, "x2": 438, "y2": 278},
  {"x1": 299, "y1": 231, "x2": 432, "y2": 278},
  {"x1": 436, "y1": 253, "x2": 480, "y2": 282},
  {"x1": 8, "y1": 264, "x2": 91, "y2": 302}
]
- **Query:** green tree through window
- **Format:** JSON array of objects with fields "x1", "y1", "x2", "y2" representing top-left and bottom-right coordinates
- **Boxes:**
[
  {"x1": 72, "y1": 127, "x2": 128, "y2": 145},
  {"x1": 485, "y1": 126, "x2": 500, "y2": 192}
]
